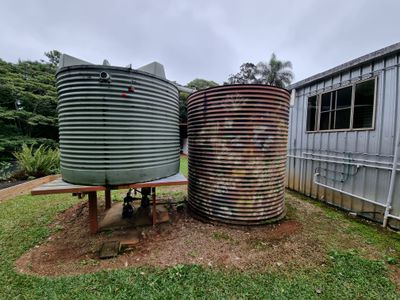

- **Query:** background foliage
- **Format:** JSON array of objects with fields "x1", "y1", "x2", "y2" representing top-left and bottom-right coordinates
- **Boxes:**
[
  {"x1": 0, "y1": 53, "x2": 59, "y2": 161},
  {"x1": 179, "y1": 78, "x2": 219, "y2": 123},
  {"x1": 226, "y1": 53, "x2": 294, "y2": 88}
]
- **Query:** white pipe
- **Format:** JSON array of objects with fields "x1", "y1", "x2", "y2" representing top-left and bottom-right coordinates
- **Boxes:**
[
  {"x1": 299, "y1": 154, "x2": 304, "y2": 192},
  {"x1": 303, "y1": 152, "x2": 398, "y2": 168},
  {"x1": 287, "y1": 154, "x2": 400, "y2": 171},
  {"x1": 387, "y1": 214, "x2": 400, "y2": 221},
  {"x1": 290, "y1": 89, "x2": 296, "y2": 107},
  {"x1": 313, "y1": 173, "x2": 388, "y2": 208},
  {"x1": 289, "y1": 154, "x2": 400, "y2": 224},
  {"x1": 383, "y1": 119, "x2": 400, "y2": 227}
]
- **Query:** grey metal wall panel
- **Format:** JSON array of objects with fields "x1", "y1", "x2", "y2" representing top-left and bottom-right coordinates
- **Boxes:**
[{"x1": 287, "y1": 53, "x2": 400, "y2": 228}]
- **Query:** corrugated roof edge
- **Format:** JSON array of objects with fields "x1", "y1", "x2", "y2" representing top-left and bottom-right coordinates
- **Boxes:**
[{"x1": 288, "y1": 42, "x2": 400, "y2": 90}]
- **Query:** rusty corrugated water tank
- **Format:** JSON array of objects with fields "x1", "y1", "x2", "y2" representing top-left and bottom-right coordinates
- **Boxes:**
[
  {"x1": 56, "y1": 55, "x2": 180, "y2": 186},
  {"x1": 187, "y1": 84, "x2": 290, "y2": 225}
]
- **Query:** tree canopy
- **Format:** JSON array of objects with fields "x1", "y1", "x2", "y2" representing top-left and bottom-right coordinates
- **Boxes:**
[
  {"x1": 178, "y1": 78, "x2": 219, "y2": 123},
  {"x1": 0, "y1": 55, "x2": 58, "y2": 160},
  {"x1": 226, "y1": 53, "x2": 294, "y2": 88},
  {"x1": 44, "y1": 50, "x2": 61, "y2": 67},
  {"x1": 186, "y1": 78, "x2": 218, "y2": 90}
]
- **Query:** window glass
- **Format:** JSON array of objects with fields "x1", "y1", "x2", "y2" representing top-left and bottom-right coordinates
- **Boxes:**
[
  {"x1": 331, "y1": 92, "x2": 336, "y2": 110},
  {"x1": 330, "y1": 112, "x2": 335, "y2": 129},
  {"x1": 336, "y1": 86, "x2": 352, "y2": 109},
  {"x1": 353, "y1": 80, "x2": 375, "y2": 129},
  {"x1": 334, "y1": 109, "x2": 351, "y2": 129},
  {"x1": 306, "y1": 96, "x2": 317, "y2": 131},
  {"x1": 321, "y1": 93, "x2": 331, "y2": 112},
  {"x1": 320, "y1": 112, "x2": 330, "y2": 130}
]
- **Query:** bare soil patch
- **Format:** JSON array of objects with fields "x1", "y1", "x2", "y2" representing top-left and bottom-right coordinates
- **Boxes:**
[{"x1": 15, "y1": 191, "x2": 396, "y2": 277}]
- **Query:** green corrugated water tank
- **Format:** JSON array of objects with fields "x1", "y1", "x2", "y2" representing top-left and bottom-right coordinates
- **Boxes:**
[{"x1": 56, "y1": 54, "x2": 180, "y2": 185}]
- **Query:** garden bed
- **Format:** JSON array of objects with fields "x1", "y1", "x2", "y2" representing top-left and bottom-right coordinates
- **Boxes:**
[{"x1": 0, "y1": 179, "x2": 29, "y2": 190}]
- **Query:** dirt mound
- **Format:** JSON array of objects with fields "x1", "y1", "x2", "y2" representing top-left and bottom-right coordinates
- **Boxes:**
[
  {"x1": 16, "y1": 198, "x2": 318, "y2": 276},
  {"x1": 16, "y1": 192, "x2": 384, "y2": 277}
]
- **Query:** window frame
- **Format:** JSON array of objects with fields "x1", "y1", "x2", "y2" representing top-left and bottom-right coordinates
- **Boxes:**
[
  {"x1": 306, "y1": 95, "x2": 318, "y2": 131},
  {"x1": 305, "y1": 77, "x2": 377, "y2": 133}
]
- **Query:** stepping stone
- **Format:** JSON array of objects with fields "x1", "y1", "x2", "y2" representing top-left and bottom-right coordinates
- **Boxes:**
[
  {"x1": 99, "y1": 241, "x2": 120, "y2": 259},
  {"x1": 120, "y1": 234, "x2": 140, "y2": 249}
]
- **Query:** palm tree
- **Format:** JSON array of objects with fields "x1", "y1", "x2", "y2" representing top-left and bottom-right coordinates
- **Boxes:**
[
  {"x1": 256, "y1": 53, "x2": 294, "y2": 88},
  {"x1": 226, "y1": 53, "x2": 294, "y2": 88}
]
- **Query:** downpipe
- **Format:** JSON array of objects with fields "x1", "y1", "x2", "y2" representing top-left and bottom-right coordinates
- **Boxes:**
[{"x1": 383, "y1": 117, "x2": 400, "y2": 227}]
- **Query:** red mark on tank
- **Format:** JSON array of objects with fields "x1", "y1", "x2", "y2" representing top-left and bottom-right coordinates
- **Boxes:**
[{"x1": 121, "y1": 92, "x2": 127, "y2": 97}]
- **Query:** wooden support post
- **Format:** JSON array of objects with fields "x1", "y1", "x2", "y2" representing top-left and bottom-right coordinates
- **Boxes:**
[
  {"x1": 152, "y1": 187, "x2": 156, "y2": 225},
  {"x1": 105, "y1": 189, "x2": 111, "y2": 210},
  {"x1": 88, "y1": 191, "x2": 98, "y2": 234}
]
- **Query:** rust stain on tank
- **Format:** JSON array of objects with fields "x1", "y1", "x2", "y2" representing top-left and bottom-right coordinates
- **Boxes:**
[{"x1": 187, "y1": 85, "x2": 290, "y2": 225}]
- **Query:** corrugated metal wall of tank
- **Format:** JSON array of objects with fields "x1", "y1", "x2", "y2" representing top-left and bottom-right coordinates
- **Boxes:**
[
  {"x1": 56, "y1": 65, "x2": 180, "y2": 186},
  {"x1": 286, "y1": 53, "x2": 400, "y2": 229},
  {"x1": 188, "y1": 85, "x2": 290, "y2": 225}
]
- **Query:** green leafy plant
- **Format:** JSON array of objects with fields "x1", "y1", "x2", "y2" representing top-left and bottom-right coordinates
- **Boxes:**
[
  {"x1": 386, "y1": 256, "x2": 398, "y2": 265},
  {"x1": 13, "y1": 144, "x2": 60, "y2": 178},
  {"x1": 0, "y1": 161, "x2": 13, "y2": 180}
]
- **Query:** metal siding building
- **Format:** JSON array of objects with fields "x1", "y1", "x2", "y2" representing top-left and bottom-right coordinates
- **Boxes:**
[{"x1": 287, "y1": 43, "x2": 400, "y2": 229}]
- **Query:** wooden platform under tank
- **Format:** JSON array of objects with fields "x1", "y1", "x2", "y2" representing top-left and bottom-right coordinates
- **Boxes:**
[
  {"x1": 31, "y1": 172, "x2": 187, "y2": 233},
  {"x1": 31, "y1": 172, "x2": 187, "y2": 195}
]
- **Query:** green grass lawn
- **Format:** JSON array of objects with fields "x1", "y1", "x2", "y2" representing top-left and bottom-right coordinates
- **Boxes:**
[
  {"x1": 0, "y1": 157, "x2": 399, "y2": 299},
  {"x1": 180, "y1": 154, "x2": 188, "y2": 177}
]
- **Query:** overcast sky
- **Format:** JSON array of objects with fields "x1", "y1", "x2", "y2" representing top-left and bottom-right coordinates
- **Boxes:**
[{"x1": 0, "y1": 0, "x2": 399, "y2": 85}]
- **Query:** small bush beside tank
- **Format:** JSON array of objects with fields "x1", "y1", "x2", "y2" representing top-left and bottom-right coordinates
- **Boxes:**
[{"x1": 13, "y1": 144, "x2": 60, "y2": 178}]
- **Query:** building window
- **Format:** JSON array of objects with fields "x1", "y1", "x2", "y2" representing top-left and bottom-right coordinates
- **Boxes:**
[
  {"x1": 306, "y1": 78, "x2": 376, "y2": 132},
  {"x1": 319, "y1": 86, "x2": 352, "y2": 131},
  {"x1": 306, "y1": 95, "x2": 317, "y2": 131},
  {"x1": 353, "y1": 80, "x2": 375, "y2": 129}
]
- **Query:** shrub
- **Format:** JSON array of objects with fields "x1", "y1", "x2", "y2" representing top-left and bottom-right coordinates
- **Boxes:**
[
  {"x1": 13, "y1": 144, "x2": 60, "y2": 178},
  {"x1": 0, "y1": 161, "x2": 13, "y2": 180}
]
